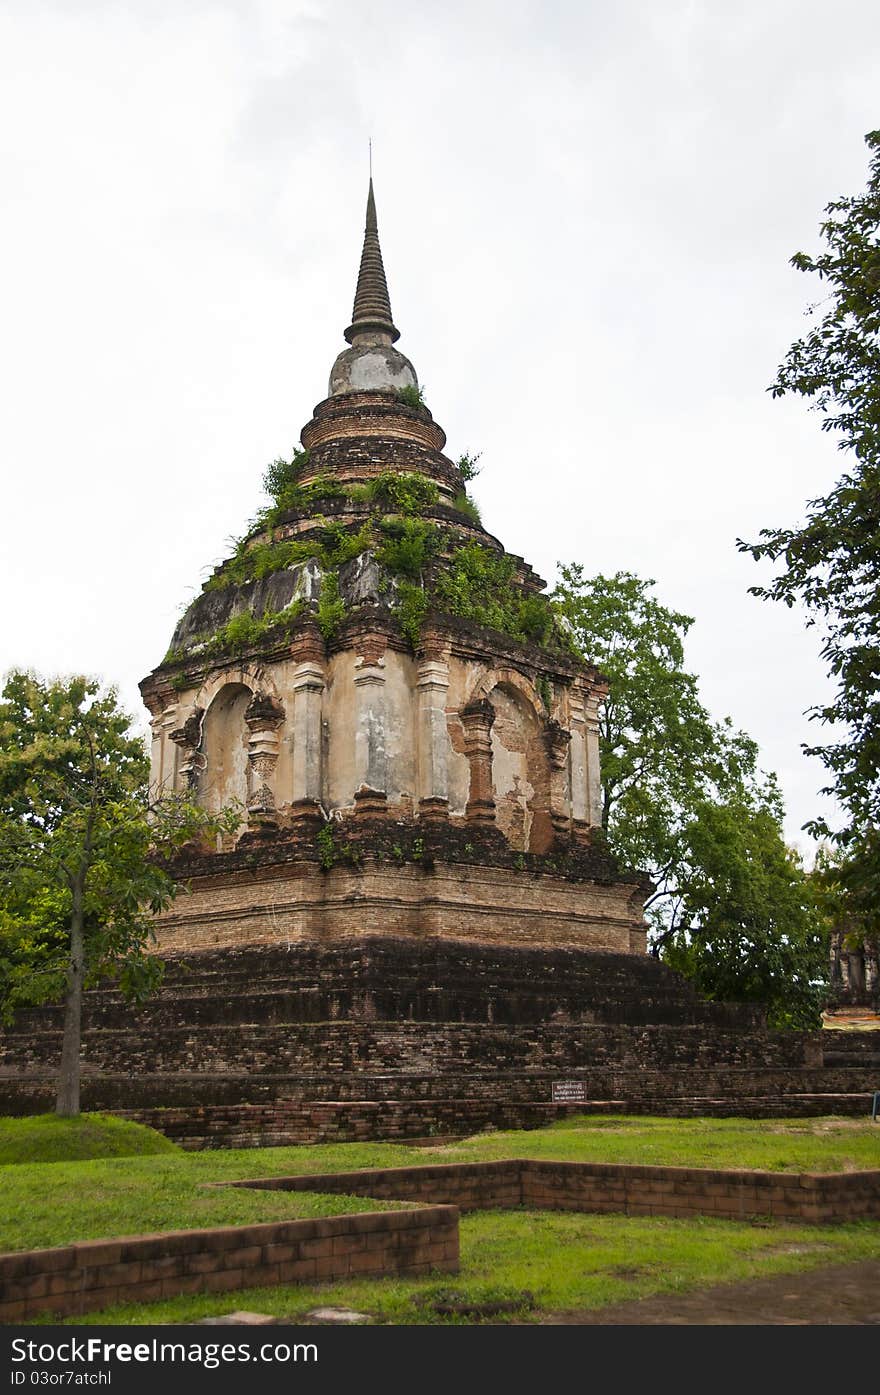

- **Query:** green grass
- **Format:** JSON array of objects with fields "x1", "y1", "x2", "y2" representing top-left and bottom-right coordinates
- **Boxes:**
[
  {"x1": 3, "y1": 1115, "x2": 879, "y2": 1254},
  {"x1": 34, "y1": 1211, "x2": 880, "y2": 1326},
  {"x1": 437, "y1": 1113, "x2": 880, "y2": 1174},
  {"x1": 5, "y1": 1113, "x2": 879, "y2": 1324},
  {"x1": 0, "y1": 1113, "x2": 180, "y2": 1166}
]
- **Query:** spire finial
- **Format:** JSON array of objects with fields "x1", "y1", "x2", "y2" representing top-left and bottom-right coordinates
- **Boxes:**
[{"x1": 344, "y1": 175, "x2": 400, "y2": 346}]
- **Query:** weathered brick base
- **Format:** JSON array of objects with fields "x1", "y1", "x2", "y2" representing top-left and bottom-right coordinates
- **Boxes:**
[
  {"x1": 114, "y1": 1092, "x2": 876, "y2": 1152},
  {"x1": 234, "y1": 1158, "x2": 880, "y2": 1225},
  {"x1": 3, "y1": 940, "x2": 879, "y2": 1139},
  {"x1": 0, "y1": 1207, "x2": 459, "y2": 1323}
]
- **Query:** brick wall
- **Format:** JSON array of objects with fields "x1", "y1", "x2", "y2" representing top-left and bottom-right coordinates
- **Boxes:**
[
  {"x1": 232, "y1": 1158, "x2": 880, "y2": 1225},
  {"x1": 231, "y1": 1160, "x2": 525, "y2": 1211},
  {"x1": 519, "y1": 1161, "x2": 880, "y2": 1224},
  {"x1": 6, "y1": 1159, "x2": 877, "y2": 1321},
  {"x1": 0, "y1": 1207, "x2": 459, "y2": 1323},
  {"x1": 1, "y1": 1022, "x2": 816, "y2": 1078}
]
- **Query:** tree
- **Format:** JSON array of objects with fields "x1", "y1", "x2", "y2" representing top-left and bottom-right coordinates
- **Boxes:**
[
  {"x1": 661, "y1": 800, "x2": 829, "y2": 1028},
  {"x1": 0, "y1": 671, "x2": 233, "y2": 1116},
  {"x1": 553, "y1": 567, "x2": 828, "y2": 1026},
  {"x1": 737, "y1": 130, "x2": 880, "y2": 923}
]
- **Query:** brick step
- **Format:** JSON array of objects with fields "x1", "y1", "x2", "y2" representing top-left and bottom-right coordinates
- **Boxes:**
[
  {"x1": 2, "y1": 1066, "x2": 877, "y2": 1116},
  {"x1": 6, "y1": 939, "x2": 762, "y2": 1035},
  {"x1": 0, "y1": 1022, "x2": 816, "y2": 1076},
  {"x1": 117, "y1": 1091, "x2": 878, "y2": 1149}
]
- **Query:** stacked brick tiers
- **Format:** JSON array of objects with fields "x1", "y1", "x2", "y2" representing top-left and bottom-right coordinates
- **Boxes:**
[{"x1": 2, "y1": 939, "x2": 878, "y2": 1145}]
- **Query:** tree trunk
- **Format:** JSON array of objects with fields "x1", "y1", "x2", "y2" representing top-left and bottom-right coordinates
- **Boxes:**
[{"x1": 56, "y1": 890, "x2": 84, "y2": 1117}]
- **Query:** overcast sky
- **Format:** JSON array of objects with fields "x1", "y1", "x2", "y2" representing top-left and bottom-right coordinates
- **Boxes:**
[{"x1": 2, "y1": 0, "x2": 878, "y2": 852}]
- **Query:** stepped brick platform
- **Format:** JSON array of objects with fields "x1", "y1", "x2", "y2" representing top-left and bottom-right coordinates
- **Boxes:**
[{"x1": 2, "y1": 939, "x2": 879, "y2": 1146}]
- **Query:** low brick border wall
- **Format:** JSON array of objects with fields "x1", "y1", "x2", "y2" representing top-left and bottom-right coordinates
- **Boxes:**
[
  {"x1": 6, "y1": 1158, "x2": 878, "y2": 1323},
  {"x1": 0, "y1": 1207, "x2": 459, "y2": 1323},
  {"x1": 231, "y1": 1158, "x2": 880, "y2": 1225}
]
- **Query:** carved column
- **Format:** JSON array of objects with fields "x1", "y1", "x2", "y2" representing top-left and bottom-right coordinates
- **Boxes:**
[
  {"x1": 544, "y1": 718, "x2": 572, "y2": 838},
  {"x1": 569, "y1": 690, "x2": 589, "y2": 841},
  {"x1": 148, "y1": 700, "x2": 179, "y2": 796},
  {"x1": 461, "y1": 698, "x2": 496, "y2": 824},
  {"x1": 244, "y1": 693, "x2": 285, "y2": 823},
  {"x1": 169, "y1": 707, "x2": 204, "y2": 793},
  {"x1": 417, "y1": 658, "x2": 450, "y2": 820},
  {"x1": 353, "y1": 653, "x2": 387, "y2": 817},
  {"x1": 291, "y1": 661, "x2": 325, "y2": 820},
  {"x1": 584, "y1": 690, "x2": 604, "y2": 830}
]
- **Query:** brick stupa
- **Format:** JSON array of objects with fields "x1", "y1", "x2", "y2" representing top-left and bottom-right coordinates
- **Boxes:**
[
  {"x1": 139, "y1": 179, "x2": 650, "y2": 955},
  {"x1": 6, "y1": 184, "x2": 876, "y2": 1143}
]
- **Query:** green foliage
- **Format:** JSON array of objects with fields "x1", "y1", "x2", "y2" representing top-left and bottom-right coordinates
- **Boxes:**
[
  {"x1": 738, "y1": 131, "x2": 880, "y2": 919},
  {"x1": 552, "y1": 568, "x2": 828, "y2": 1024},
  {"x1": 0, "y1": 673, "x2": 237, "y2": 1113},
  {"x1": 518, "y1": 594, "x2": 553, "y2": 646},
  {"x1": 319, "y1": 518, "x2": 374, "y2": 567},
  {"x1": 451, "y1": 490, "x2": 482, "y2": 525},
  {"x1": 537, "y1": 676, "x2": 553, "y2": 713},
  {"x1": 315, "y1": 823, "x2": 335, "y2": 871},
  {"x1": 203, "y1": 602, "x2": 303, "y2": 657},
  {"x1": 376, "y1": 518, "x2": 439, "y2": 579},
  {"x1": 661, "y1": 801, "x2": 829, "y2": 1028},
  {"x1": 317, "y1": 572, "x2": 345, "y2": 641},
  {"x1": 394, "y1": 582, "x2": 429, "y2": 650},
  {"x1": 366, "y1": 471, "x2": 439, "y2": 515},
  {"x1": 313, "y1": 821, "x2": 362, "y2": 870},
  {"x1": 396, "y1": 383, "x2": 426, "y2": 409},
  {"x1": 456, "y1": 452, "x2": 482, "y2": 483},
  {"x1": 205, "y1": 537, "x2": 314, "y2": 590},
  {"x1": 435, "y1": 544, "x2": 515, "y2": 624},
  {"x1": 262, "y1": 447, "x2": 310, "y2": 500},
  {"x1": 436, "y1": 544, "x2": 560, "y2": 649},
  {"x1": 206, "y1": 517, "x2": 374, "y2": 594},
  {"x1": 0, "y1": 1114, "x2": 180, "y2": 1166}
]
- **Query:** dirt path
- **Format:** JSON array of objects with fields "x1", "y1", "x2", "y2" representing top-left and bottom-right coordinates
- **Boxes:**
[{"x1": 542, "y1": 1260, "x2": 880, "y2": 1324}]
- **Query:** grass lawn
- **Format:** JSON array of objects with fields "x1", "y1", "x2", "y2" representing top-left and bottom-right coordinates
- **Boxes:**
[
  {"x1": 4, "y1": 1113, "x2": 879, "y2": 1325},
  {"x1": 0, "y1": 1112, "x2": 179, "y2": 1166},
  {"x1": 31, "y1": 1212, "x2": 880, "y2": 1326}
]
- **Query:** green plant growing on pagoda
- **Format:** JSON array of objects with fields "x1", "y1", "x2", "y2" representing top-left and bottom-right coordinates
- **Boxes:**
[
  {"x1": 317, "y1": 573, "x2": 346, "y2": 641},
  {"x1": 451, "y1": 491, "x2": 482, "y2": 525},
  {"x1": 320, "y1": 519, "x2": 375, "y2": 567},
  {"x1": 201, "y1": 602, "x2": 304, "y2": 658},
  {"x1": 394, "y1": 582, "x2": 429, "y2": 650},
  {"x1": 376, "y1": 518, "x2": 439, "y2": 580},
  {"x1": 396, "y1": 383, "x2": 426, "y2": 409},
  {"x1": 0, "y1": 672, "x2": 237, "y2": 1117},
  {"x1": 262, "y1": 447, "x2": 310, "y2": 500},
  {"x1": 365, "y1": 471, "x2": 439, "y2": 515},
  {"x1": 434, "y1": 543, "x2": 563, "y2": 650},
  {"x1": 456, "y1": 451, "x2": 482, "y2": 483},
  {"x1": 315, "y1": 823, "x2": 335, "y2": 871}
]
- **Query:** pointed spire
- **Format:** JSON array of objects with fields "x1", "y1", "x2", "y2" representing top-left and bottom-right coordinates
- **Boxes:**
[{"x1": 344, "y1": 178, "x2": 400, "y2": 345}]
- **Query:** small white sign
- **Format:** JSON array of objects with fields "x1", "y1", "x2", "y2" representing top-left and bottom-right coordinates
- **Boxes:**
[{"x1": 552, "y1": 1081, "x2": 588, "y2": 1103}]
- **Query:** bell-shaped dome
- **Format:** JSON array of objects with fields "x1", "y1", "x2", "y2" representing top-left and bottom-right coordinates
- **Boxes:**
[
  {"x1": 328, "y1": 178, "x2": 420, "y2": 398},
  {"x1": 329, "y1": 341, "x2": 417, "y2": 396}
]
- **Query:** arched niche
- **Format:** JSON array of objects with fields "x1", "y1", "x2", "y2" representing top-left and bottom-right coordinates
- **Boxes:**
[
  {"x1": 199, "y1": 682, "x2": 253, "y2": 818},
  {"x1": 487, "y1": 680, "x2": 553, "y2": 854}
]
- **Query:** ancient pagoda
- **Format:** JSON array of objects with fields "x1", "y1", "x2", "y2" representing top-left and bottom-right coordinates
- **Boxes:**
[
  {"x1": 6, "y1": 185, "x2": 879, "y2": 1140},
  {"x1": 139, "y1": 180, "x2": 649, "y2": 955}
]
